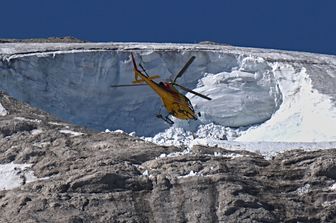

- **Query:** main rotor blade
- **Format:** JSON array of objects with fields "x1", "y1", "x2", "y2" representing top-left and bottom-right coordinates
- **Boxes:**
[
  {"x1": 173, "y1": 83, "x2": 212, "y2": 100},
  {"x1": 110, "y1": 84, "x2": 147, "y2": 87},
  {"x1": 173, "y1": 56, "x2": 196, "y2": 83}
]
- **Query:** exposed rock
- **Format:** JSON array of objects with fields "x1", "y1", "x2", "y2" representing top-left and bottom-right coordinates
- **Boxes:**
[
  {"x1": 0, "y1": 37, "x2": 87, "y2": 43},
  {"x1": 198, "y1": 40, "x2": 231, "y2": 46},
  {"x1": 0, "y1": 92, "x2": 336, "y2": 222}
]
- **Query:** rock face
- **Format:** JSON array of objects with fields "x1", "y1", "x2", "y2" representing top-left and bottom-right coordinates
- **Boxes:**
[
  {"x1": 0, "y1": 92, "x2": 336, "y2": 223},
  {"x1": 0, "y1": 37, "x2": 86, "y2": 43}
]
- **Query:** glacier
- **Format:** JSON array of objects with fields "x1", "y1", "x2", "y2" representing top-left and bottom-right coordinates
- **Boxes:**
[{"x1": 1, "y1": 42, "x2": 336, "y2": 155}]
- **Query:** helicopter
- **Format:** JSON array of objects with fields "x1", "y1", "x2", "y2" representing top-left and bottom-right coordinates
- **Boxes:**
[{"x1": 111, "y1": 53, "x2": 211, "y2": 124}]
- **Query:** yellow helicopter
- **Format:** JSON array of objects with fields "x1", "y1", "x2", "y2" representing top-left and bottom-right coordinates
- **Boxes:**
[{"x1": 111, "y1": 53, "x2": 211, "y2": 124}]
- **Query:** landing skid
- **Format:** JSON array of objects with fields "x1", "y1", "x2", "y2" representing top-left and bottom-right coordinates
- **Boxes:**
[{"x1": 156, "y1": 114, "x2": 174, "y2": 125}]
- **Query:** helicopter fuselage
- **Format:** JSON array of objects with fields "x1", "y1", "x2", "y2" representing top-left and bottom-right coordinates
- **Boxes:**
[{"x1": 133, "y1": 67, "x2": 197, "y2": 120}]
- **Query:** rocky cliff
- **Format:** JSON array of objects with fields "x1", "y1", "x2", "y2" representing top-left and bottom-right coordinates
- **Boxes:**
[{"x1": 1, "y1": 92, "x2": 336, "y2": 222}]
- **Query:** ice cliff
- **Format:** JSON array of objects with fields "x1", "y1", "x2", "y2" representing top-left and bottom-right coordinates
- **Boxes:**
[{"x1": 1, "y1": 43, "x2": 336, "y2": 142}]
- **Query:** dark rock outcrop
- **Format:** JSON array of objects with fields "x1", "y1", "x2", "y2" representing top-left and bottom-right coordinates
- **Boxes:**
[{"x1": 0, "y1": 92, "x2": 336, "y2": 223}]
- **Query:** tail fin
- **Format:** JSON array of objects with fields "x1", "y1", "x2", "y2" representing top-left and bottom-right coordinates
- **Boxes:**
[
  {"x1": 131, "y1": 53, "x2": 139, "y2": 72},
  {"x1": 131, "y1": 53, "x2": 143, "y2": 83},
  {"x1": 131, "y1": 53, "x2": 160, "y2": 84}
]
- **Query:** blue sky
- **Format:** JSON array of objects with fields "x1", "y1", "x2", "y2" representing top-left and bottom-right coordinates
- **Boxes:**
[{"x1": 2, "y1": 0, "x2": 336, "y2": 55}]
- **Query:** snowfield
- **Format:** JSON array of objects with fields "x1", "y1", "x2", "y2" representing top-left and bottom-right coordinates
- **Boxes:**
[{"x1": 1, "y1": 42, "x2": 336, "y2": 157}]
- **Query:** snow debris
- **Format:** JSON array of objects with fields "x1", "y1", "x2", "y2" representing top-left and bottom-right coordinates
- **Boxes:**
[
  {"x1": 322, "y1": 200, "x2": 336, "y2": 208},
  {"x1": 329, "y1": 183, "x2": 336, "y2": 191},
  {"x1": 158, "y1": 148, "x2": 192, "y2": 159},
  {"x1": 296, "y1": 184, "x2": 311, "y2": 196},
  {"x1": 0, "y1": 103, "x2": 7, "y2": 116},
  {"x1": 48, "y1": 121, "x2": 68, "y2": 126},
  {"x1": 128, "y1": 131, "x2": 136, "y2": 137},
  {"x1": 0, "y1": 163, "x2": 37, "y2": 191},
  {"x1": 14, "y1": 117, "x2": 41, "y2": 123},
  {"x1": 31, "y1": 129, "x2": 43, "y2": 135},
  {"x1": 212, "y1": 152, "x2": 243, "y2": 159},
  {"x1": 59, "y1": 130, "x2": 84, "y2": 136},
  {"x1": 178, "y1": 170, "x2": 203, "y2": 178},
  {"x1": 105, "y1": 129, "x2": 125, "y2": 134}
]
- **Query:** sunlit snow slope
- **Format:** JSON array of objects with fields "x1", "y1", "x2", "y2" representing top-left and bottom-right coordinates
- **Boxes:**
[{"x1": 1, "y1": 43, "x2": 336, "y2": 146}]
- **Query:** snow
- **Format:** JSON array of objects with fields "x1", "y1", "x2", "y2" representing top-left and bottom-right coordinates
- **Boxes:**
[
  {"x1": 237, "y1": 64, "x2": 336, "y2": 142},
  {"x1": 59, "y1": 129, "x2": 84, "y2": 136},
  {"x1": 296, "y1": 184, "x2": 311, "y2": 196},
  {"x1": 48, "y1": 121, "x2": 68, "y2": 126},
  {"x1": 329, "y1": 183, "x2": 336, "y2": 191},
  {"x1": 14, "y1": 117, "x2": 41, "y2": 123},
  {"x1": 178, "y1": 170, "x2": 203, "y2": 178},
  {"x1": 212, "y1": 152, "x2": 243, "y2": 159},
  {"x1": 1, "y1": 42, "x2": 336, "y2": 157},
  {"x1": 0, "y1": 162, "x2": 37, "y2": 191},
  {"x1": 0, "y1": 103, "x2": 7, "y2": 116},
  {"x1": 105, "y1": 129, "x2": 124, "y2": 134},
  {"x1": 322, "y1": 200, "x2": 336, "y2": 207},
  {"x1": 158, "y1": 148, "x2": 192, "y2": 159},
  {"x1": 31, "y1": 129, "x2": 43, "y2": 135}
]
